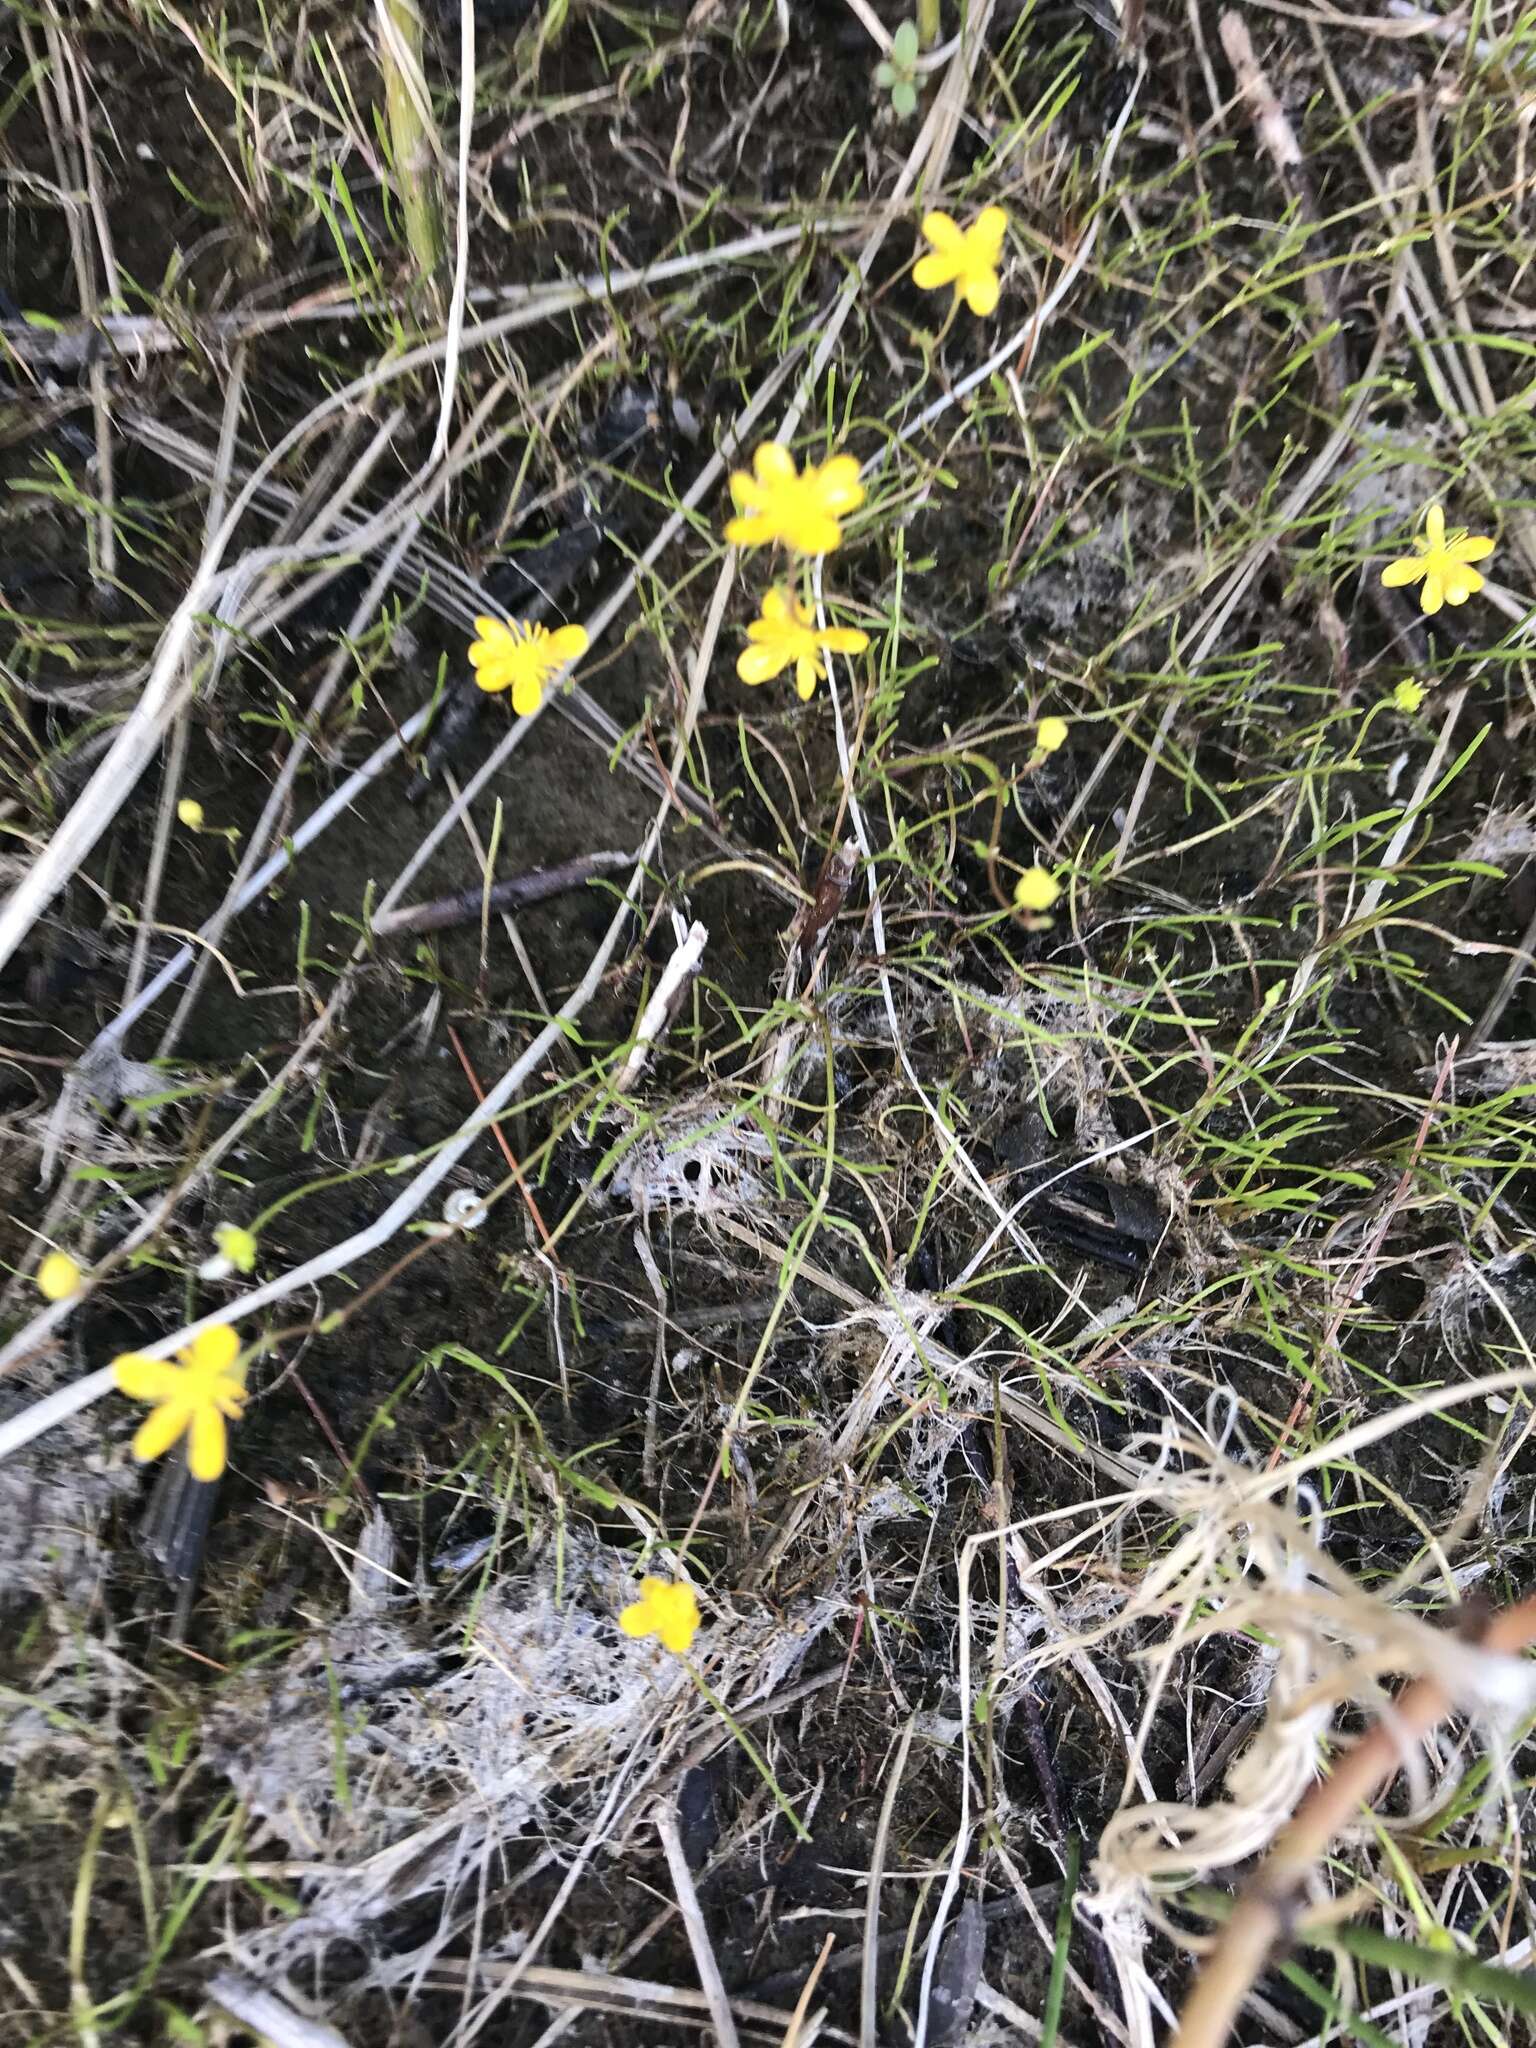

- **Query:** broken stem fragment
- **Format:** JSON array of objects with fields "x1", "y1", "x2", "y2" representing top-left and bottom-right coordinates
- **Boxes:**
[{"x1": 371, "y1": 849, "x2": 633, "y2": 937}]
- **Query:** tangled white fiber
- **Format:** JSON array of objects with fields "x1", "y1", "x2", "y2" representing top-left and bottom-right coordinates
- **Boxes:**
[{"x1": 957, "y1": 1397, "x2": 1536, "y2": 2048}]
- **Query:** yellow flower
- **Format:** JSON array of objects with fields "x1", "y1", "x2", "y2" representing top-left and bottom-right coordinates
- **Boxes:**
[
  {"x1": 1035, "y1": 716, "x2": 1069, "y2": 754},
  {"x1": 619, "y1": 1574, "x2": 700, "y2": 1654},
  {"x1": 725, "y1": 442, "x2": 865, "y2": 556},
  {"x1": 112, "y1": 1324, "x2": 245, "y2": 1483},
  {"x1": 737, "y1": 588, "x2": 871, "y2": 701},
  {"x1": 1014, "y1": 865, "x2": 1061, "y2": 913},
  {"x1": 914, "y1": 206, "x2": 1008, "y2": 316},
  {"x1": 36, "y1": 1250, "x2": 82, "y2": 1302},
  {"x1": 1392, "y1": 678, "x2": 1426, "y2": 714},
  {"x1": 1380, "y1": 504, "x2": 1494, "y2": 616},
  {"x1": 469, "y1": 617, "x2": 590, "y2": 716},
  {"x1": 176, "y1": 798, "x2": 204, "y2": 830},
  {"x1": 214, "y1": 1222, "x2": 259, "y2": 1274}
]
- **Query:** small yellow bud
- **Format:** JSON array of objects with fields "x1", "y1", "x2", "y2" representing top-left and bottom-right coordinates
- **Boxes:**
[
  {"x1": 176, "y1": 798, "x2": 205, "y2": 830},
  {"x1": 1013, "y1": 865, "x2": 1061, "y2": 913},
  {"x1": 1035, "y1": 716, "x2": 1069, "y2": 754},
  {"x1": 213, "y1": 1223, "x2": 259, "y2": 1274},
  {"x1": 1391, "y1": 678, "x2": 1426, "y2": 714},
  {"x1": 37, "y1": 1250, "x2": 83, "y2": 1302}
]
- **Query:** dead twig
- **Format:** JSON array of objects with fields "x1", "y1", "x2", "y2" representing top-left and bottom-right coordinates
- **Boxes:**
[
  {"x1": 423, "y1": 1958, "x2": 848, "y2": 2043},
  {"x1": 207, "y1": 1974, "x2": 353, "y2": 2048},
  {"x1": 779, "y1": 1934, "x2": 836, "y2": 2048},
  {"x1": 656, "y1": 1798, "x2": 743, "y2": 2048},
  {"x1": 371, "y1": 849, "x2": 633, "y2": 935},
  {"x1": 615, "y1": 917, "x2": 709, "y2": 1092}
]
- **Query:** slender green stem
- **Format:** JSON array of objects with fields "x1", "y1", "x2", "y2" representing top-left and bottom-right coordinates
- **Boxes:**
[
  {"x1": 1275, "y1": 1961, "x2": 1399, "y2": 2048},
  {"x1": 688, "y1": 1664, "x2": 810, "y2": 1840},
  {"x1": 69, "y1": 1785, "x2": 113, "y2": 2043},
  {"x1": 1039, "y1": 1834, "x2": 1080, "y2": 2048},
  {"x1": 1320, "y1": 1923, "x2": 1536, "y2": 2017},
  {"x1": 917, "y1": 0, "x2": 941, "y2": 45}
]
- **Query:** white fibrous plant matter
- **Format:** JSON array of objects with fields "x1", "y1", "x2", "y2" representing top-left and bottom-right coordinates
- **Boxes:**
[{"x1": 983, "y1": 1410, "x2": 1536, "y2": 2043}]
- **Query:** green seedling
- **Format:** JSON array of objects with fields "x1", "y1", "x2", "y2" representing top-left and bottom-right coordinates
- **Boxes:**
[{"x1": 875, "y1": 21, "x2": 921, "y2": 117}]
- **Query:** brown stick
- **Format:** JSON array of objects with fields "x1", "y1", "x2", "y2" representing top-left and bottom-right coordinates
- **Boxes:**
[
  {"x1": 372, "y1": 848, "x2": 632, "y2": 936},
  {"x1": 1172, "y1": 1589, "x2": 1536, "y2": 2047}
]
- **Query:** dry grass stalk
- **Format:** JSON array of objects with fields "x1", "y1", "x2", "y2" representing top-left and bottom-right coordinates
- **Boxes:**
[
  {"x1": 375, "y1": 0, "x2": 442, "y2": 291},
  {"x1": 656, "y1": 1800, "x2": 743, "y2": 2048}
]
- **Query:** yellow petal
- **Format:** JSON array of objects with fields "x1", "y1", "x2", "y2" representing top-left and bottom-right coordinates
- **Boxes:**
[
  {"x1": 657, "y1": 1607, "x2": 698, "y2": 1653},
  {"x1": 188, "y1": 1403, "x2": 228, "y2": 1482},
  {"x1": 727, "y1": 469, "x2": 755, "y2": 511},
  {"x1": 546, "y1": 624, "x2": 589, "y2": 661},
  {"x1": 913, "y1": 251, "x2": 959, "y2": 291},
  {"x1": 619, "y1": 1599, "x2": 653, "y2": 1639},
  {"x1": 1424, "y1": 504, "x2": 1445, "y2": 549},
  {"x1": 724, "y1": 512, "x2": 770, "y2": 547},
  {"x1": 1450, "y1": 534, "x2": 1495, "y2": 563},
  {"x1": 189, "y1": 1323, "x2": 240, "y2": 1375},
  {"x1": 512, "y1": 673, "x2": 545, "y2": 717},
  {"x1": 962, "y1": 268, "x2": 1001, "y2": 316},
  {"x1": 738, "y1": 644, "x2": 790, "y2": 684},
  {"x1": 1380, "y1": 557, "x2": 1424, "y2": 588},
  {"x1": 1419, "y1": 573, "x2": 1444, "y2": 615},
  {"x1": 651, "y1": 1582, "x2": 699, "y2": 1653},
  {"x1": 761, "y1": 586, "x2": 791, "y2": 623},
  {"x1": 920, "y1": 210, "x2": 962, "y2": 253},
  {"x1": 815, "y1": 456, "x2": 865, "y2": 513},
  {"x1": 1442, "y1": 569, "x2": 1482, "y2": 604},
  {"x1": 754, "y1": 441, "x2": 796, "y2": 484},
  {"x1": 819, "y1": 628, "x2": 870, "y2": 655},
  {"x1": 795, "y1": 653, "x2": 822, "y2": 698},
  {"x1": 114, "y1": 1354, "x2": 184, "y2": 1402},
  {"x1": 133, "y1": 1401, "x2": 190, "y2": 1464},
  {"x1": 786, "y1": 512, "x2": 842, "y2": 556},
  {"x1": 472, "y1": 616, "x2": 508, "y2": 646},
  {"x1": 971, "y1": 206, "x2": 1008, "y2": 259}
]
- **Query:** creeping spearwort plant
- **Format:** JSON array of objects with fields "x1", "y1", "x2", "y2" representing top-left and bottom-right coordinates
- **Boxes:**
[
  {"x1": 737, "y1": 588, "x2": 870, "y2": 700},
  {"x1": 113, "y1": 1324, "x2": 246, "y2": 1483},
  {"x1": 619, "y1": 1575, "x2": 701, "y2": 1654},
  {"x1": 725, "y1": 442, "x2": 865, "y2": 557},
  {"x1": 469, "y1": 616, "x2": 591, "y2": 715},
  {"x1": 914, "y1": 206, "x2": 1008, "y2": 316},
  {"x1": 1380, "y1": 504, "x2": 1495, "y2": 615}
]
